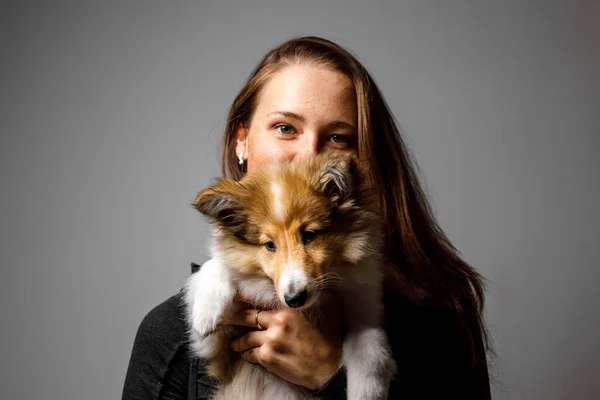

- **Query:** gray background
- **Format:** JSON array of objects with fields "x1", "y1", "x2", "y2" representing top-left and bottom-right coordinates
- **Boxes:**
[{"x1": 1, "y1": 1, "x2": 599, "y2": 399}]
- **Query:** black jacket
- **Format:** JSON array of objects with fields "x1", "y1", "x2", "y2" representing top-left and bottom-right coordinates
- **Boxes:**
[{"x1": 122, "y1": 263, "x2": 491, "y2": 399}]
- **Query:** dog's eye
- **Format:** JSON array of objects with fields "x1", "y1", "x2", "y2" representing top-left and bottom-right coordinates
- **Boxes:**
[
  {"x1": 264, "y1": 241, "x2": 277, "y2": 252},
  {"x1": 302, "y1": 231, "x2": 317, "y2": 245}
]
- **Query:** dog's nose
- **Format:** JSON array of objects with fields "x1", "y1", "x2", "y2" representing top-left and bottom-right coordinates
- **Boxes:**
[{"x1": 284, "y1": 289, "x2": 308, "y2": 308}]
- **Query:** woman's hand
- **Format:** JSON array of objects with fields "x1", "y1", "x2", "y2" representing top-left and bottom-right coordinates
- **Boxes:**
[{"x1": 226, "y1": 294, "x2": 344, "y2": 390}]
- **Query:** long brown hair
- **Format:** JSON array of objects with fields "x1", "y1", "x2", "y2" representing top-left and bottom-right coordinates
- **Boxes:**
[{"x1": 219, "y1": 36, "x2": 489, "y2": 364}]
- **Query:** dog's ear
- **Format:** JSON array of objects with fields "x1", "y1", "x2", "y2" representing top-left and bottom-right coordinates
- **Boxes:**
[
  {"x1": 192, "y1": 179, "x2": 247, "y2": 238},
  {"x1": 317, "y1": 154, "x2": 359, "y2": 204}
]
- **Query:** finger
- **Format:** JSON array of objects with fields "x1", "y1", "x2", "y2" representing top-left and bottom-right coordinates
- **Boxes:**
[
  {"x1": 227, "y1": 308, "x2": 273, "y2": 329},
  {"x1": 241, "y1": 346, "x2": 279, "y2": 373},
  {"x1": 231, "y1": 329, "x2": 268, "y2": 352},
  {"x1": 240, "y1": 347, "x2": 260, "y2": 364}
]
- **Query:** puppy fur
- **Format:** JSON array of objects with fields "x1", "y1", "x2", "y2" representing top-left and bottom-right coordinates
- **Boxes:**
[{"x1": 183, "y1": 153, "x2": 397, "y2": 400}]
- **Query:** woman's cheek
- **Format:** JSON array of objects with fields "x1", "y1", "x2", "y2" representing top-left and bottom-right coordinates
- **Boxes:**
[{"x1": 248, "y1": 137, "x2": 289, "y2": 172}]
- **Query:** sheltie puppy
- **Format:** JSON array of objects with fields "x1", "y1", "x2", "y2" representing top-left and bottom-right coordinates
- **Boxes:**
[{"x1": 183, "y1": 153, "x2": 396, "y2": 400}]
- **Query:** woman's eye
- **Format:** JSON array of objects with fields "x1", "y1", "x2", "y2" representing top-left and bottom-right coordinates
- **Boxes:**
[
  {"x1": 302, "y1": 231, "x2": 317, "y2": 245},
  {"x1": 275, "y1": 124, "x2": 295, "y2": 135},
  {"x1": 264, "y1": 241, "x2": 277, "y2": 252},
  {"x1": 329, "y1": 134, "x2": 350, "y2": 144}
]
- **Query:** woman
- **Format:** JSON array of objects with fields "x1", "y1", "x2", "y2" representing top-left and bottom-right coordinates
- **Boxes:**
[{"x1": 122, "y1": 36, "x2": 492, "y2": 399}]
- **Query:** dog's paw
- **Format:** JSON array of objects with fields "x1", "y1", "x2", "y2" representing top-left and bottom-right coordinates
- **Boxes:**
[
  {"x1": 184, "y1": 258, "x2": 235, "y2": 337},
  {"x1": 343, "y1": 326, "x2": 396, "y2": 400},
  {"x1": 190, "y1": 293, "x2": 226, "y2": 336}
]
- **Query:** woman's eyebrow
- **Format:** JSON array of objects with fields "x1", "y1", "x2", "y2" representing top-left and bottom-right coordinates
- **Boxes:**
[
  {"x1": 266, "y1": 110, "x2": 306, "y2": 121},
  {"x1": 266, "y1": 111, "x2": 356, "y2": 130},
  {"x1": 325, "y1": 120, "x2": 356, "y2": 131}
]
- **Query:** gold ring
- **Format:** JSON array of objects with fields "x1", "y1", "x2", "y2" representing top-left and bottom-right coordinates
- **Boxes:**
[{"x1": 255, "y1": 310, "x2": 264, "y2": 330}]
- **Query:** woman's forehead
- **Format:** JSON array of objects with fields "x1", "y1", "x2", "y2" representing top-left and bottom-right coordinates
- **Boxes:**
[{"x1": 254, "y1": 65, "x2": 357, "y2": 124}]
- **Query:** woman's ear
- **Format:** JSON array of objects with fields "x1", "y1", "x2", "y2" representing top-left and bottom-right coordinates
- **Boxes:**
[{"x1": 235, "y1": 122, "x2": 249, "y2": 163}]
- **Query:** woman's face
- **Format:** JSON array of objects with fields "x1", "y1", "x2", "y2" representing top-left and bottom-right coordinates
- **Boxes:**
[{"x1": 236, "y1": 65, "x2": 358, "y2": 174}]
